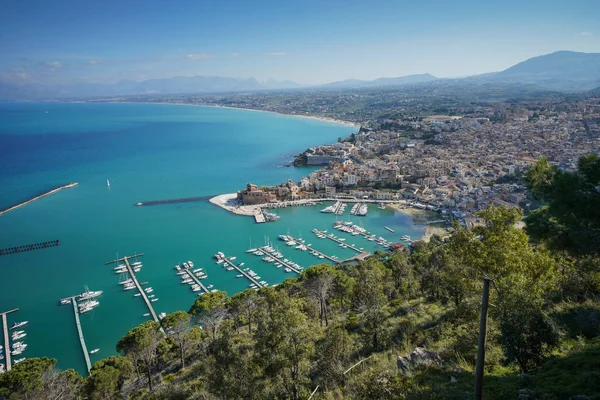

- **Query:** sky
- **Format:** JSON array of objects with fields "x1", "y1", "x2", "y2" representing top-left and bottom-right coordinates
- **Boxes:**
[{"x1": 1, "y1": 0, "x2": 599, "y2": 86}]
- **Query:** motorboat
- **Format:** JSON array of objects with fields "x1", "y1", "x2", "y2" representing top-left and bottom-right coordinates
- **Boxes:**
[
  {"x1": 10, "y1": 321, "x2": 28, "y2": 330},
  {"x1": 90, "y1": 349, "x2": 100, "y2": 354}
]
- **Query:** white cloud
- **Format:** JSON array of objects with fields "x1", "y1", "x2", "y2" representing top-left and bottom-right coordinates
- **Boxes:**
[
  {"x1": 0, "y1": 68, "x2": 30, "y2": 82},
  {"x1": 42, "y1": 61, "x2": 62, "y2": 68},
  {"x1": 85, "y1": 59, "x2": 103, "y2": 65},
  {"x1": 187, "y1": 53, "x2": 217, "y2": 60},
  {"x1": 265, "y1": 52, "x2": 286, "y2": 56},
  {"x1": 228, "y1": 53, "x2": 241, "y2": 57},
  {"x1": 579, "y1": 32, "x2": 591, "y2": 36}
]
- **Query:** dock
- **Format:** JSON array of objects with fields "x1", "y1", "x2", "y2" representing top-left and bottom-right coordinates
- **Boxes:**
[
  {"x1": 313, "y1": 229, "x2": 363, "y2": 253},
  {"x1": 254, "y1": 213, "x2": 266, "y2": 223},
  {"x1": 220, "y1": 255, "x2": 265, "y2": 288},
  {"x1": 260, "y1": 245, "x2": 303, "y2": 274},
  {"x1": 0, "y1": 183, "x2": 78, "y2": 216},
  {"x1": 135, "y1": 196, "x2": 211, "y2": 207},
  {"x1": 71, "y1": 298, "x2": 92, "y2": 374},
  {"x1": 0, "y1": 308, "x2": 19, "y2": 371},
  {"x1": 179, "y1": 265, "x2": 210, "y2": 295},
  {"x1": 286, "y1": 235, "x2": 341, "y2": 264},
  {"x1": 105, "y1": 254, "x2": 158, "y2": 322},
  {"x1": 0, "y1": 240, "x2": 60, "y2": 256}
]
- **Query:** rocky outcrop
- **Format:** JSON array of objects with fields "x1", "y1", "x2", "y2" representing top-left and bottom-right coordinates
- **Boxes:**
[{"x1": 396, "y1": 347, "x2": 442, "y2": 373}]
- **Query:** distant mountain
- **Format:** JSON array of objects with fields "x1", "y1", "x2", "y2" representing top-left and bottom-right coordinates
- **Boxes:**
[
  {"x1": 0, "y1": 75, "x2": 301, "y2": 101},
  {"x1": 490, "y1": 51, "x2": 600, "y2": 91},
  {"x1": 322, "y1": 73, "x2": 438, "y2": 89}
]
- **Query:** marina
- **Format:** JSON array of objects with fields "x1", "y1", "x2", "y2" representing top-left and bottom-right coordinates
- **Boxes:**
[
  {"x1": 260, "y1": 242, "x2": 303, "y2": 274},
  {"x1": 1, "y1": 308, "x2": 19, "y2": 372},
  {"x1": 0, "y1": 182, "x2": 78, "y2": 217},
  {"x1": 285, "y1": 234, "x2": 342, "y2": 264},
  {"x1": 175, "y1": 262, "x2": 210, "y2": 295},
  {"x1": 104, "y1": 254, "x2": 159, "y2": 322},
  {"x1": 0, "y1": 240, "x2": 60, "y2": 256},
  {"x1": 312, "y1": 228, "x2": 363, "y2": 254},
  {"x1": 216, "y1": 252, "x2": 265, "y2": 288},
  {"x1": 70, "y1": 298, "x2": 92, "y2": 374}
]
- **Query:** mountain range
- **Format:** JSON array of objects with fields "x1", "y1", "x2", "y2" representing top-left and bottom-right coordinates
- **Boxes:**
[{"x1": 1, "y1": 51, "x2": 599, "y2": 100}]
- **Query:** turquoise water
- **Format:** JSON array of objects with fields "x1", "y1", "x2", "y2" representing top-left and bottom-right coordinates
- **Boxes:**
[{"x1": 0, "y1": 102, "x2": 424, "y2": 374}]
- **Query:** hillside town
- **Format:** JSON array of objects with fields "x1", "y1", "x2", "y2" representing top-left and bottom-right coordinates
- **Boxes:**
[{"x1": 234, "y1": 96, "x2": 600, "y2": 221}]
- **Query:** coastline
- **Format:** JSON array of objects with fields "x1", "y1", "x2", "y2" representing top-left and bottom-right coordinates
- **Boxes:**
[
  {"x1": 136, "y1": 101, "x2": 361, "y2": 129},
  {"x1": 387, "y1": 203, "x2": 450, "y2": 242}
]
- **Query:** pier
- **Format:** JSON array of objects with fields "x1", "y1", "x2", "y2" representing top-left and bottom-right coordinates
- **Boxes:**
[
  {"x1": 254, "y1": 213, "x2": 266, "y2": 223},
  {"x1": 0, "y1": 308, "x2": 19, "y2": 371},
  {"x1": 0, "y1": 183, "x2": 78, "y2": 216},
  {"x1": 0, "y1": 240, "x2": 60, "y2": 256},
  {"x1": 220, "y1": 255, "x2": 265, "y2": 288},
  {"x1": 286, "y1": 235, "x2": 341, "y2": 264},
  {"x1": 105, "y1": 254, "x2": 158, "y2": 322},
  {"x1": 179, "y1": 265, "x2": 209, "y2": 295},
  {"x1": 70, "y1": 298, "x2": 92, "y2": 374},
  {"x1": 135, "y1": 196, "x2": 211, "y2": 207},
  {"x1": 260, "y1": 246, "x2": 303, "y2": 274},
  {"x1": 313, "y1": 229, "x2": 363, "y2": 253}
]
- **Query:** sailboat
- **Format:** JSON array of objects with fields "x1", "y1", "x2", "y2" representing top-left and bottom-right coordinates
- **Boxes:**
[{"x1": 106, "y1": 179, "x2": 110, "y2": 187}]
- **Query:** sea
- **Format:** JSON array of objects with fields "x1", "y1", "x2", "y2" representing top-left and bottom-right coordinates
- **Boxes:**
[{"x1": 0, "y1": 102, "x2": 424, "y2": 375}]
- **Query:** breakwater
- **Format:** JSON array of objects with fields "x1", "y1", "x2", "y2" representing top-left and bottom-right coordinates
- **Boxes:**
[
  {"x1": 0, "y1": 240, "x2": 60, "y2": 256},
  {"x1": 0, "y1": 182, "x2": 78, "y2": 216},
  {"x1": 135, "y1": 196, "x2": 212, "y2": 207}
]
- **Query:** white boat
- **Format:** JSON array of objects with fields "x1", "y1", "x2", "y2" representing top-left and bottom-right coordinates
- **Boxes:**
[
  {"x1": 207, "y1": 284, "x2": 214, "y2": 289},
  {"x1": 159, "y1": 312, "x2": 167, "y2": 319},
  {"x1": 131, "y1": 261, "x2": 142, "y2": 267},
  {"x1": 188, "y1": 261, "x2": 194, "y2": 267},
  {"x1": 123, "y1": 285, "x2": 136, "y2": 291},
  {"x1": 134, "y1": 293, "x2": 141, "y2": 297},
  {"x1": 12, "y1": 333, "x2": 26, "y2": 340},
  {"x1": 246, "y1": 248, "x2": 258, "y2": 253},
  {"x1": 144, "y1": 287, "x2": 153, "y2": 292},
  {"x1": 119, "y1": 279, "x2": 133, "y2": 285},
  {"x1": 216, "y1": 259, "x2": 224, "y2": 264},
  {"x1": 60, "y1": 298, "x2": 72, "y2": 305},
  {"x1": 10, "y1": 321, "x2": 28, "y2": 330},
  {"x1": 238, "y1": 263, "x2": 245, "y2": 267},
  {"x1": 114, "y1": 264, "x2": 126, "y2": 270},
  {"x1": 90, "y1": 349, "x2": 100, "y2": 354},
  {"x1": 151, "y1": 298, "x2": 159, "y2": 302},
  {"x1": 14, "y1": 357, "x2": 26, "y2": 364},
  {"x1": 143, "y1": 313, "x2": 150, "y2": 317},
  {"x1": 12, "y1": 342, "x2": 26, "y2": 349},
  {"x1": 229, "y1": 256, "x2": 236, "y2": 261}
]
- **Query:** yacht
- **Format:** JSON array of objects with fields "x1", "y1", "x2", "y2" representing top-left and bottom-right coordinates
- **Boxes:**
[
  {"x1": 10, "y1": 321, "x2": 28, "y2": 330},
  {"x1": 134, "y1": 293, "x2": 141, "y2": 297},
  {"x1": 90, "y1": 349, "x2": 100, "y2": 354},
  {"x1": 59, "y1": 298, "x2": 72, "y2": 305},
  {"x1": 151, "y1": 298, "x2": 159, "y2": 302},
  {"x1": 401, "y1": 235, "x2": 411, "y2": 241},
  {"x1": 207, "y1": 284, "x2": 214, "y2": 289},
  {"x1": 131, "y1": 261, "x2": 142, "y2": 267},
  {"x1": 144, "y1": 287, "x2": 153, "y2": 292},
  {"x1": 119, "y1": 279, "x2": 133, "y2": 285},
  {"x1": 12, "y1": 333, "x2": 26, "y2": 341},
  {"x1": 123, "y1": 284, "x2": 136, "y2": 291},
  {"x1": 246, "y1": 248, "x2": 258, "y2": 253},
  {"x1": 188, "y1": 261, "x2": 194, "y2": 268},
  {"x1": 159, "y1": 312, "x2": 167, "y2": 319},
  {"x1": 14, "y1": 358, "x2": 26, "y2": 364}
]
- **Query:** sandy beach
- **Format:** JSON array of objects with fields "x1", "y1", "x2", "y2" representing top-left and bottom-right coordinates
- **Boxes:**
[{"x1": 387, "y1": 203, "x2": 450, "y2": 241}]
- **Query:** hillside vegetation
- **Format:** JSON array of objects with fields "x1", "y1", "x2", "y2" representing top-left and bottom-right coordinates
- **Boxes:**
[{"x1": 1, "y1": 155, "x2": 599, "y2": 400}]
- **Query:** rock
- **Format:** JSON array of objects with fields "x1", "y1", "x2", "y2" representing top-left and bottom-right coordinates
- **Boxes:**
[
  {"x1": 568, "y1": 396, "x2": 590, "y2": 400},
  {"x1": 396, "y1": 347, "x2": 442, "y2": 373}
]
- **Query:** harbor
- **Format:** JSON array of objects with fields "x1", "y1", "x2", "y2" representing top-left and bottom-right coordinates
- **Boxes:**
[
  {"x1": 312, "y1": 228, "x2": 364, "y2": 253},
  {"x1": 71, "y1": 298, "x2": 92, "y2": 374},
  {"x1": 0, "y1": 308, "x2": 20, "y2": 372},
  {"x1": 285, "y1": 234, "x2": 342, "y2": 264},
  {"x1": 104, "y1": 254, "x2": 159, "y2": 322},
  {"x1": 215, "y1": 252, "x2": 266, "y2": 288},
  {"x1": 175, "y1": 261, "x2": 211, "y2": 295},
  {"x1": 258, "y1": 241, "x2": 304, "y2": 274},
  {"x1": 0, "y1": 183, "x2": 78, "y2": 216}
]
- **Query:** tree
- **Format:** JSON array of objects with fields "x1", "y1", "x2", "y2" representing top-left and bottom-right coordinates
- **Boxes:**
[
  {"x1": 525, "y1": 154, "x2": 600, "y2": 257},
  {"x1": 300, "y1": 263, "x2": 337, "y2": 327},
  {"x1": 86, "y1": 356, "x2": 132, "y2": 400},
  {"x1": 189, "y1": 291, "x2": 228, "y2": 340},
  {"x1": 497, "y1": 286, "x2": 559, "y2": 372},
  {"x1": 228, "y1": 290, "x2": 259, "y2": 334},
  {"x1": 253, "y1": 288, "x2": 316, "y2": 400},
  {"x1": 0, "y1": 357, "x2": 82, "y2": 400},
  {"x1": 160, "y1": 311, "x2": 205, "y2": 369},
  {"x1": 116, "y1": 321, "x2": 163, "y2": 392},
  {"x1": 315, "y1": 325, "x2": 354, "y2": 388}
]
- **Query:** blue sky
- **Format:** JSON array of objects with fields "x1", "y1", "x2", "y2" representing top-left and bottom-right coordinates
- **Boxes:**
[{"x1": 1, "y1": 0, "x2": 599, "y2": 85}]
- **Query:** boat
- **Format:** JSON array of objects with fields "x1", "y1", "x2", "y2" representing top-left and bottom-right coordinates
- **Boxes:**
[
  {"x1": 119, "y1": 279, "x2": 133, "y2": 285},
  {"x1": 151, "y1": 298, "x2": 159, "y2": 302},
  {"x1": 401, "y1": 235, "x2": 411, "y2": 241},
  {"x1": 123, "y1": 285, "x2": 136, "y2": 291},
  {"x1": 10, "y1": 321, "x2": 28, "y2": 330},
  {"x1": 131, "y1": 261, "x2": 142, "y2": 267},
  {"x1": 159, "y1": 312, "x2": 167, "y2": 319},
  {"x1": 378, "y1": 203, "x2": 386, "y2": 210},
  {"x1": 143, "y1": 313, "x2": 150, "y2": 317},
  {"x1": 188, "y1": 261, "x2": 194, "y2": 267},
  {"x1": 59, "y1": 298, "x2": 72, "y2": 305},
  {"x1": 12, "y1": 333, "x2": 26, "y2": 340},
  {"x1": 144, "y1": 287, "x2": 153, "y2": 292},
  {"x1": 106, "y1": 179, "x2": 110, "y2": 187},
  {"x1": 90, "y1": 349, "x2": 100, "y2": 354},
  {"x1": 134, "y1": 293, "x2": 141, "y2": 297},
  {"x1": 229, "y1": 256, "x2": 236, "y2": 261},
  {"x1": 246, "y1": 248, "x2": 258, "y2": 253},
  {"x1": 207, "y1": 284, "x2": 214, "y2": 289},
  {"x1": 14, "y1": 357, "x2": 26, "y2": 364}
]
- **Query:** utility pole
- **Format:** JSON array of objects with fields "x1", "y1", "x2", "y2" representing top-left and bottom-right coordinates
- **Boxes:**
[{"x1": 474, "y1": 278, "x2": 491, "y2": 400}]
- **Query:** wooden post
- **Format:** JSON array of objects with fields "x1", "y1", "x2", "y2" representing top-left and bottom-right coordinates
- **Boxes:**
[{"x1": 474, "y1": 278, "x2": 491, "y2": 400}]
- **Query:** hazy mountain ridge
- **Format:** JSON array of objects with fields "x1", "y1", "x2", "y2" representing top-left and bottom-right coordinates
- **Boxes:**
[{"x1": 1, "y1": 51, "x2": 599, "y2": 100}]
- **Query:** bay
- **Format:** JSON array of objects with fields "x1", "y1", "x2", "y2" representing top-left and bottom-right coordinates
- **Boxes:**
[{"x1": 0, "y1": 102, "x2": 424, "y2": 374}]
